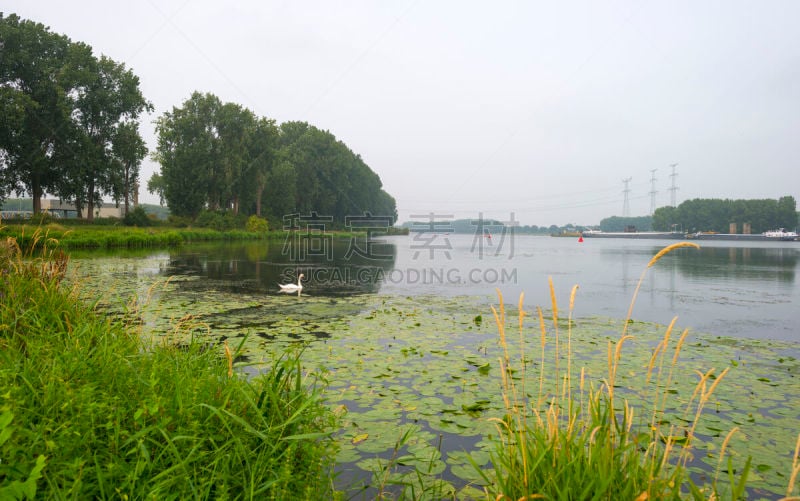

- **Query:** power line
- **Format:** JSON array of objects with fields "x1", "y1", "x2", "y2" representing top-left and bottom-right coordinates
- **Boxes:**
[
  {"x1": 649, "y1": 168, "x2": 658, "y2": 215},
  {"x1": 622, "y1": 177, "x2": 632, "y2": 217},
  {"x1": 668, "y1": 163, "x2": 679, "y2": 207}
]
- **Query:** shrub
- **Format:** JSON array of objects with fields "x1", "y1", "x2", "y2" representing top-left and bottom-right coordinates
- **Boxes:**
[
  {"x1": 194, "y1": 210, "x2": 248, "y2": 231},
  {"x1": 246, "y1": 215, "x2": 269, "y2": 233},
  {"x1": 167, "y1": 214, "x2": 191, "y2": 228},
  {"x1": 123, "y1": 206, "x2": 152, "y2": 227}
]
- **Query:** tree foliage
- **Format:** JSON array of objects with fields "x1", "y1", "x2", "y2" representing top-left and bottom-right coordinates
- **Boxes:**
[
  {"x1": 153, "y1": 93, "x2": 397, "y2": 224},
  {"x1": 0, "y1": 13, "x2": 150, "y2": 217},
  {"x1": 599, "y1": 216, "x2": 653, "y2": 232},
  {"x1": 652, "y1": 196, "x2": 798, "y2": 233}
]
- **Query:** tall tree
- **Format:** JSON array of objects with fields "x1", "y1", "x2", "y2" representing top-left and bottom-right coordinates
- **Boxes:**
[
  {"x1": 216, "y1": 102, "x2": 255, "y2": 215},
  {"x1": 63, "y1": 52, "x2": 151, "y2": 221},
  {"x1": 155, "y1": 92, "x2": 221, "y2": 218},
  {"x1": 0, "y1": 14, "x2": 73, "y2": 213},
  {"x1": 245, "y1": 117, "x2": 278, "y2": 217},
  {"x1": 1, "y1": 14, "x2": 150, "y2": 217},
  {"x1": 111, "y1": 121, "x2": 148, "y2": 216},
  {"x1": 146, "y1": 172, "x2": 166, "y2": 206}
]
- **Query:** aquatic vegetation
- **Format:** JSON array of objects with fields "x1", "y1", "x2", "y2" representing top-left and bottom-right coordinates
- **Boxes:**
[
  {"x1": 66, "y1": 246, "x2": 800, "y2": 499},
  {"x1": 0, "y1": 236, "x2": 338, "y2": 498},
  {"x1": 478, "y1": 242, "x2": 798, "y2": 500}
]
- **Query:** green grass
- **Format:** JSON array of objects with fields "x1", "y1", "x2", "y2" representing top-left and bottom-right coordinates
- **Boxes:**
[
  {"x1": 0, "y1": 234, "x2": 339, "y2": 498},
  {"x1": 0, "y1": 224, "x2": 287, "y2": 250},
  {"x1": 0, "y1": 223, "x2": 385, "y2": 250}
]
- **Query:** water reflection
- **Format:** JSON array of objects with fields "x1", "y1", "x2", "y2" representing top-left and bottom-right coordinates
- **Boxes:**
[
  {"x1": 672, "y1": 246, "x2": 797, "y2": 283},
  {"x1": 601, "y1": 245, "x2": 798, "y2": 283},
  {"x1": 166, "y1": 237, "x2": 398, "y2": 295}
]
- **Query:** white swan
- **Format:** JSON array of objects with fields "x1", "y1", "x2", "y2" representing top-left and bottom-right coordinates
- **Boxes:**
[{"x1": 278, "y1": 273, "x2": 304, "y2": 292}]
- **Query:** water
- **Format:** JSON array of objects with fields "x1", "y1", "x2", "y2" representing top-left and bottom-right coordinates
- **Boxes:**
[
  {"x1": 148, "y1": 234, "x2": 799, "y2": 342},
  {"x1": 69, "y1": 234, "x2": 800, "y2": 497}
]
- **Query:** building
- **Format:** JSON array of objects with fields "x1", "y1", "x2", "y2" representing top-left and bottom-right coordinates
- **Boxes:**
[{"x1": 40, "y1": 199, "x2": 124, "y2": 219}]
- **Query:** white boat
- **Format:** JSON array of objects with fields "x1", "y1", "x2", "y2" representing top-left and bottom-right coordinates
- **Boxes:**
[{"x1": 763, "y1": 228, "x2": 799, "y2": 241}]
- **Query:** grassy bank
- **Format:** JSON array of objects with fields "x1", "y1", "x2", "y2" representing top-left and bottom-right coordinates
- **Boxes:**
[
  {"x1": 0, "y1": 224, "x2": 405, "y2": 250},
  {"x1": 0, "y1": 237, "x2": 338, "y2": 498},
  {"x1": 0, "y1": 224, "x2": 285, "y2": 249}
]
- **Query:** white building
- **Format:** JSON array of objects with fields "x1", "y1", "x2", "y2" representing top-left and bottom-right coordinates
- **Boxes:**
[{"x1": 40, "y1": 199, "x2": 124, "y2": 219}]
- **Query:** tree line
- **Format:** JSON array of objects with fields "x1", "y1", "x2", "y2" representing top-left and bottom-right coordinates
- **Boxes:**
[
  {"x1": 149, "y1": 92, "x2": 397, "y2": 225},
  {"x1": 1, "y1": 13, "x2": 397, "y2": 225},
  {"x1": 0, "y1": 13, "x2": 150, "y2": 220},
  {"x1": 598, "y1": 216, "x2": 653, "y2": 232},
  {"x1": 652, "y1": 196, "x2": 798, "y2": 233}
]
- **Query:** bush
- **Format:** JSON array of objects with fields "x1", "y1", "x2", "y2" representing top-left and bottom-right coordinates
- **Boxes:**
[
  {"x1": 246, "y1": 215, "x2": 269, "y2": 233},
  {"x1": 166, "y1": 214, "x2": 191, "y2": 228},
  {"x1": 194, "y1": 210, "x2": 248, "y2": 231},
  {"x1": 123, "y1": 206, "x2": 152, "y2": 227}
]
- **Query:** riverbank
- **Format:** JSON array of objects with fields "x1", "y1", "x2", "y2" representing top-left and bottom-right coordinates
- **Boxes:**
[
  {"x1": 0, "y1": 224, "x2": 405, "y2": 250},
  {"x1": 0, "y1": 239, "x2": 338, "y2": 498}
]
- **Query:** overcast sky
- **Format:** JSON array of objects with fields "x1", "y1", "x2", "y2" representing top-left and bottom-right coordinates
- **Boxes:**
[{"x1": 5, "y1": 1, "x2": 799, "y2": 226}]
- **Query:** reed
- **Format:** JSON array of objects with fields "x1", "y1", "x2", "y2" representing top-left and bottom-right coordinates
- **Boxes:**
[
  {"x1": 0, "y1": 234, "x2": 338, "y2": 498},
  {"x1": 477, "y1": 241, "x2": 763, "y2": 500}
]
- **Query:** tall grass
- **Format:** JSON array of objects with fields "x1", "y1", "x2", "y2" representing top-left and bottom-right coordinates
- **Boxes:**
[
  {"x1": 0, "y1": 224, "x2": 279, "y2": 250},
  {"x1": 476, "y1": 241, "x2": 780, "y2": 500},
  {"x1": 0, "y1": 232, "x2": 338, "y2": 498}
]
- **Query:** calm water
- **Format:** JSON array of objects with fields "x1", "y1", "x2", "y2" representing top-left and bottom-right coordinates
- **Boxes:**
[
  {"x1": 69, "y1": 233, "x2": 800, "y2": 498},
  {"x1": 150, "y1": 234, "x2": 799, "y2": 342}
]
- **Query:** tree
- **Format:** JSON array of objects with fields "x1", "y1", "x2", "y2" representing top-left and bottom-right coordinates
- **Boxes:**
[
  {"x1": 215, "y1": 102, "x2": 255, "y2": 215},
  {"x1": 0, "y1": 14, "x2": 73, "y2": 213},
  {"x1": 652, "y1": 206, "x2": 677, "y2": 231},
  {"x1": 654, "y1": 197, "x2": 797, "y2": 233},
  {"x1": 776, "y1": 196, "x2": 798, "y2": 230},
  {"x1": 246, "y1": 117, "x2": 278, "y2": 217},
  {"x1": 112, "y1": 121, "x2": 148, "y2": 216},
  {"x1": 61, "y1": 52, "x2": 151, "y2": 221},
  {"x1": 154, "y1": 99, "x2": 397, "y2": 223},
  {"x1": 0, "y1": 14, "x2": 150, "y2": 218},
  {"x1": 154, "y1": 92, "x2": 221, "y2": 218},
  {"x1": 262, "y1": 159, "x2": 297, "y2": 222},
  {"x1": 147, "y1": 172, "x2": 167, "y2": 206}
]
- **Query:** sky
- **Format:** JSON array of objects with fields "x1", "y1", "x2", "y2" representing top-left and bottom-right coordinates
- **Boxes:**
[{"x1": 4, "y1": 1, "x2": 799, "y2": 226}]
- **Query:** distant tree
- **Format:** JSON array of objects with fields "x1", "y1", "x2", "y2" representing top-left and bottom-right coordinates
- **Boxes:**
[
  {"x1": 777, "y1": 196, "x2": 798, "y2": 230},
  {"x1": 652, "y1": 206, "x2": 677, "y2": 231},
  {"x1": 262, "y1": 160, "x2": 297, "y2": 223},
  {"x1": 112, "y1": 121, "x2": 148, "y2": 216},
  {"x1": 154, "y1": 99, "x2": 396, "y2": 223},
  {"x1": 246, "y1": 117, "x2": 278, "y2": 217},
  {"x1": 599, "y1": 216, "x2": 653, "y2": 232},
  {"x1": 656, "y1": 197, "x2": 797, "y2": 233},
  {"x1": 146, "y1": 172, "x2": 167, "y2": 206},
  {"x1": 216, "y1": 102, "x2": 255, "y2": 215}
]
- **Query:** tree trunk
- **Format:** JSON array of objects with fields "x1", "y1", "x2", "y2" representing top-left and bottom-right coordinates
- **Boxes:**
[
  {"x1": 87, "y1": 178, "x2": 95, "y2": 222},
  {"x1": 123, "y1": 163, "x2": 130, "y2": 216},
  {"x1": 255, "y1": 180, "x2": 265, "y2": 217},
  {"x1": 233, "y1": 195, "x2": 239, "y2": 215},
  {"x1": 32, "y1": 181, "x2": 42, "y2": 214}
]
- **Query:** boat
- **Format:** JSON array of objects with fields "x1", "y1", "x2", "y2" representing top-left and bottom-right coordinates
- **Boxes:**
[
  {"x1": 689, "y1": 229, "x2": 798, "y2": 241},
  {"x1": 763, "y1": 228, "x2": 799, "y2": 241},
  {"x1": 581, "y1": 230, "x2": 686, "y2": 239}
]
